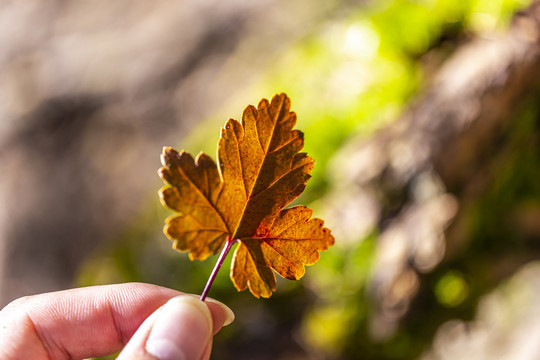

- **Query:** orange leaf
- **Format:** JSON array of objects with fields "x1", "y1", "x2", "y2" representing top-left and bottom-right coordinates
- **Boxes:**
[{"x1": 159, "y1": 93, "x2": 334, "y2": 298}]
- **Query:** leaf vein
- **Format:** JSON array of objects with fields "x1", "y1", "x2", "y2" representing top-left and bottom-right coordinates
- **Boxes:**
[{"x1": 177, "y1": 165, "x2": 228, "y2": 232}]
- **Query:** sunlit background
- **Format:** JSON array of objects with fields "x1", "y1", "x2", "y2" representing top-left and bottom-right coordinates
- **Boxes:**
[{"x1": 1, "y1": 0, "x2": 540, "y2": 359}]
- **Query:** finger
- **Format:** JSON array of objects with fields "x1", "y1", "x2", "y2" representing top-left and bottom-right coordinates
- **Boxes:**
[
  {"x1": 118, "y1": 295, "x2": 224, "y2": 360},
  {"x1": 0, "y1": 283, "x2": 232, "y2": 360},
  {"x1": 200, "y1": 336, "x2": 213, "y2": 360},
  {"x1": 0, "y1": 283, "x2": 178, "y2": 360}
]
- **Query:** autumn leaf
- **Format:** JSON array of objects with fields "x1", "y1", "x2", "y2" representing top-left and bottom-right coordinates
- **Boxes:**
[{"x1": 158, "y1": 93, "x2": 334, "y2": 298}]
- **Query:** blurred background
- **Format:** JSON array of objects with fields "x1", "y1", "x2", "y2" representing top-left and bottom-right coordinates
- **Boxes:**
[{"x1": 1, "y1": 0, "x2": 540, "y2": 359}]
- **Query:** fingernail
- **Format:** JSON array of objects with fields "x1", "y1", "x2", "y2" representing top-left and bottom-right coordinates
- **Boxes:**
[
  {"x1": 204, "y1": 298, "x2": 235, "y2": 326},
  {"x1": 146, "y1": 295, "x2": 212, "y2": 360}
]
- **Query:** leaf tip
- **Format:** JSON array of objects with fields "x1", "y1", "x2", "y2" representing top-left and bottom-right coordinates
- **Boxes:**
[
  {"x1": 157, "y1": 167, "x2": 166, "y2": 180},
  {"x1": 242, "y1": 104, "x2": 257, "y2": 117}
]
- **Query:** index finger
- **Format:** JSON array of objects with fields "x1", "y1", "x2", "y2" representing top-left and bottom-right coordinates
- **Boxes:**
[{"x1": 0, "y1": 283, "x2": 230, "y2": 360}]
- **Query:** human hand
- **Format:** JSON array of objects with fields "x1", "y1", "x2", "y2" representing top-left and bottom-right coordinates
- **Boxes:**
[{"x1": 0, "y1": 283, "x2": 234, "y2": 360}]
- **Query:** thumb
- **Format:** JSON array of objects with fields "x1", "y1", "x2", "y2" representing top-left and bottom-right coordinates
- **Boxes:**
[{"x1": 117, "y1": 295, "x2": 228, "y2": 360}]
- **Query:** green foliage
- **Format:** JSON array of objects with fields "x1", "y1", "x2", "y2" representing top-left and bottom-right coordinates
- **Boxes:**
[
  {"x1": 469, "y1": 102, "x2": 540, "y2": 251},
  {"x1": 434, "y1": 271, "x2": 469, "y2": 307}
]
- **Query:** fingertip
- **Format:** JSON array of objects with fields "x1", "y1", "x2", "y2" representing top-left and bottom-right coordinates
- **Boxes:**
[
  {"x1": 203, "y1": 297, "x2": 235, "y2": 333},
  {"x1": 145, "y1": 295, "x2": 212, "y2": 360}
]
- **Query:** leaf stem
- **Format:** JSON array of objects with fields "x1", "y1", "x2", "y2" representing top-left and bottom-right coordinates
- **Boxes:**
[{"x1": 200, "y1": 236, "x2": 238, "y2": 301}]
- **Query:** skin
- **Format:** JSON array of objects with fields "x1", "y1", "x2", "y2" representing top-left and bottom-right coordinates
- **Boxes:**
[{"x1": 0, "y1": 283, "x2": 232, "y2": 360}]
